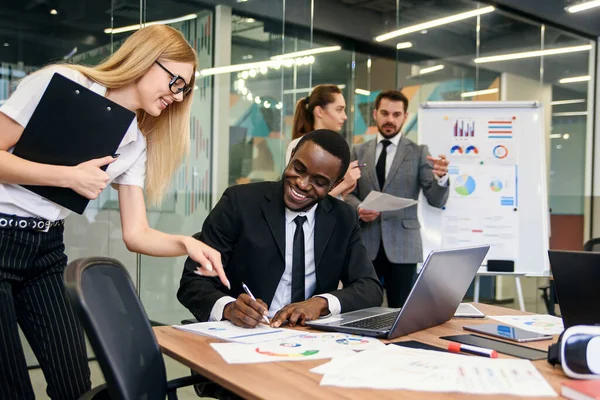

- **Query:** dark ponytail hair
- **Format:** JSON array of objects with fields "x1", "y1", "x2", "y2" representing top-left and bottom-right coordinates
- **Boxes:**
[{"x1": 291, "y1": 84, "x2": 342, "y2": 140}]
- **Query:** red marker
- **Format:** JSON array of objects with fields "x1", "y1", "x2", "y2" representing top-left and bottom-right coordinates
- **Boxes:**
[{"x1": 448, "y1": 342, "x2": 498, "y2": 358}]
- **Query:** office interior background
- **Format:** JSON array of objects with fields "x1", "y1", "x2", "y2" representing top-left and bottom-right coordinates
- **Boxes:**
[{"x1": 1, "y1": 0, "x2": 599, "y2": 372}]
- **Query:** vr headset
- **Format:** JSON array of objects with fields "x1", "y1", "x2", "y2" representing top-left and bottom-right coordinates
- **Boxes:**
[{"x1": 548, "y1": 325, "x2": 600, "y2": 379}]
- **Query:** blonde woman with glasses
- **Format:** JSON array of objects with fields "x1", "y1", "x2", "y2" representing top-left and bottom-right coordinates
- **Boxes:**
[{"x1": 0, "y1": 25, "x2": 228, "y2": 400}]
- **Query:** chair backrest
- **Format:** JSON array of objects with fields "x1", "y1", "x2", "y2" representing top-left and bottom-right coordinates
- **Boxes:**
[
  {"x1": 64, "y1": 257, "x2": 168, "y2": 400},
  {"x1": 583, "y1": 237, "x2": 600, "y2": 252}
]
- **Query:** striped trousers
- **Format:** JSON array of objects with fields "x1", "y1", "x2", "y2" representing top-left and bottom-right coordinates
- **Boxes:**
[{"x1": 0, "y1": 223, "x2": 91, "y2": 400}]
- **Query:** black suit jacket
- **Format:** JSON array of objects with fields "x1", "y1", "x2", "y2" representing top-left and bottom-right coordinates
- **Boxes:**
[{"x1": 177, "y1": 181, "x2": 383, "y2": 322}]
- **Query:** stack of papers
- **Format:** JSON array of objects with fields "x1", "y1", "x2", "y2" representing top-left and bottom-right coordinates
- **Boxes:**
[
  {"x1": 489, "y1": 314, "x2": 564, "y2": 335},
  {"x1": 312, "y1": 345, "x2": 557, "y2": 397},
  {"x1": 359, "y1": 191, "x2": 418, "y2": 212}
]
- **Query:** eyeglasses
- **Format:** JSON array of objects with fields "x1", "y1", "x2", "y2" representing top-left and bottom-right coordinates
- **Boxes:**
[{"x1": 155, "y1": 61, "x2": 192, "y2": 96}]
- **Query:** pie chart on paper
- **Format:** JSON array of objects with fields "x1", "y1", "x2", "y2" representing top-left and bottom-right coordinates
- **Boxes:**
[{"x1": 455, "y1": 175, "x2": 476, "y2": 196}]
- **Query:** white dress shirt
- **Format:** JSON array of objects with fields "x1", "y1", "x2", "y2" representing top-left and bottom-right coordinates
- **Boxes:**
[
  {"x1": 376, "y1": 133, "x2": 448, "y2": 187},
  {"x1": 0, "y1": 66, "x2": 147, "y2": 221},
  {"x1": 209, "y1": 203, "x2": 342, "y2": 321}
]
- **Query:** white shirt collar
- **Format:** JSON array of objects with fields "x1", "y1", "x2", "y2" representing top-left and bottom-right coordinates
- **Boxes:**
[
  {"x1": 285, "y1": 203, "x2": 318, "y2": 229},
  {"x1": 377, "y1": 132, "x2": 402, "y2": 147},
  {"x1": 90, "y1": 81, "x2": 140, "y2": 147}
]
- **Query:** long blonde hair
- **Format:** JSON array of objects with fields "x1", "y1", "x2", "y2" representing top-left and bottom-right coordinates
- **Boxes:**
[{"x1": 64, "y1": 25, "x2": 197, "y2": 205}]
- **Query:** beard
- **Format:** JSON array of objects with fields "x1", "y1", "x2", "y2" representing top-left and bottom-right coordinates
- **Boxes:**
[{"x1": 377, "y1": 121, "x2": 403, "y2": 138}]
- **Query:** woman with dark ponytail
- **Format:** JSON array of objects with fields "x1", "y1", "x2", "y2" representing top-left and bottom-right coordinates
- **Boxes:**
[{"x1": 285, "y1": 84, "x2": 360, "y2": 198}]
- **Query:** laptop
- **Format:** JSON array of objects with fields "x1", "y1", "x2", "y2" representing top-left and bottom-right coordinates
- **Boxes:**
[
  {"x1": 306, "y1": 245, "x2": 490, "y2": 339},
  {"x1": 548, "y1": 250, "x2": 600, "y2": 329}
]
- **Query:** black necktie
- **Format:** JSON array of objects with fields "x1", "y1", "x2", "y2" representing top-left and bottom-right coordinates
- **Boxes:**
[
  {"x1": 291, "y1": 215, "x2": 307, "y2": 303},
  {"x1": 376, "y1": 140, "x2": 391, "y2": 189}
]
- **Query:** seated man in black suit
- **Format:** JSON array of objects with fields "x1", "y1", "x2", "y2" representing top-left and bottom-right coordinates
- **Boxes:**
[{"x1": 178, "y1": 129, "x2": 383, "y2": 328}]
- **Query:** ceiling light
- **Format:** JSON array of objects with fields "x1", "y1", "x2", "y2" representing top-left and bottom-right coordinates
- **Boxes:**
[
  {"x1": 474, "y1": 44, "x2": 592, "y2": 63},
  {"x1": 283, "y1": 84, "x2": 345, "y2": 95},
  {"x1": 550, "y1": 133, "x2": 562, "y2": 139},
  {"x1": 375, "y1": 6, "x2": 494, "y2": 42},
  {"x1": 563, "y1": 133, "x2": 571, "y2": 139},
  {"x1": 263, "y1": 101, "x2": 271, "y2": 108},
  {"x1": 566, "y1": 0, "x2": 600, "y2": 13},
  {"x1": 242, "y1": 54, "x2": 253, "y2": 60},
  {"x1": 552, "y1": 111, "x2": 588, "y2": 116},
  {"x1": 461, "y1": 88, "x2": 499, "y2": 98},
  {"x1": 367, "y1": 58, "x2": 372, "y2": 68},
  {"x1": 355, "y1": 88, "x2": 371, "y2": 96},
  {"x1": 550, "y1": 99, "x2": 586, "y2": 105},
  {"x1": 275, "y1": 102, "x2": 283, "y2": 110},
  {"x1": 270, "y1": 45, "x2": 341, "y2": 60},
  {"x1": 104, "y1": 13, "x2": 197, "y2": 34},
  {"x1": 254, "y1": 96, "x2": 261, "y2": 104},
  {"x1": 245, "y1": 18, "x2": 255, "y2": 23},
  {"x1": 559, "y1": 75, "x2": 591, "y2": 84},
  {"x1": 50, "y1": 9, "x2": 58, "y2": 15},
  {"x1": 3, "y1": 42, "x2": 8, "y2": 47},
  {"x1": 396, "y1": 42, "x2": 413, "y2": 50},
  {"x1": 237, "y1": 0, "x2": 248, "y2": 2},
  {"x1": 419, "y1": 64, "x2": 444, "y2": 74}
]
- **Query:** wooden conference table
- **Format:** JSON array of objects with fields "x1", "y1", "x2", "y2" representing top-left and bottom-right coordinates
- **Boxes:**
[{"x1": 154, "y1": 303, "x2": 567, "y2": 400}]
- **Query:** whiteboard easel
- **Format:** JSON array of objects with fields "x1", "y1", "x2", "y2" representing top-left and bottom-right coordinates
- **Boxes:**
[{"x1": 418, "y1": 101, "x2": 550, "y2": 310}]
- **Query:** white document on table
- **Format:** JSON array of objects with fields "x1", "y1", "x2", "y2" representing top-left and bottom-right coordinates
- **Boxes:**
[
  {"x1": 359, "y1": 191, "x2": 418, "y2": 212},
  {"x1": 315, "y1": 345, "x2": 557, "y2": 397},
  {"x1": 488, "y1": 314, "x2": 564, "y2": 335},
  {"x1": 210, "y1": 332, "x2": 384, "y2": 364},
  {"x1": 173, "y1": 321, "x2": 302, "y2": 344}
]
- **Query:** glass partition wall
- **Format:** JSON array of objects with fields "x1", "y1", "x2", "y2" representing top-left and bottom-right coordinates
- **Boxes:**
[{"x1": 2, "y1": 0, "x2": 594, "y2": 325}]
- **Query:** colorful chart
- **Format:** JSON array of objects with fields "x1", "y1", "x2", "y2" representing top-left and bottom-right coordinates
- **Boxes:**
[
  {"x1": 465, "y1": 145, "x2": 478, "y2": 154},
  {"x1": 490, "y1": 180, "x2": 503, "y2": 192},
  {"x1": 454, "y1": 119, "x2": 475, "y2": 137},
  {"x1": 255, "y1": 346, "x2": 320, "y2": 357},
  {"x1": 335, "y1": 337, "x2": 370, "y2": 347},
  {"x1": 450, "y1": 145, "x2": 463, "y2": 154},
  {"x1": 454, "y1": 175, "x2": 476, "y2": 196},
  {"x1": 488, "y1": 119, "x2": 513, "y2": 139},
  {"x1": 493, "y1": 145, "x2": 509, "y2": 159}
]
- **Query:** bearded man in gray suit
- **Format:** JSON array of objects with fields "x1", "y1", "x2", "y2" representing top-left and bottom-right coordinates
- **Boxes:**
[{"x1": 345, "y1": 90, "x2": 450, "y2": 308}]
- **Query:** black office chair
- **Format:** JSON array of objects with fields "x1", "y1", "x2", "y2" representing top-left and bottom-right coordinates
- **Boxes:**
[
  {"x1": 584, "y1": 237, "x2": 600, "y2": 252},
  {"x1": 64, "y1": 257, "x2": 209, "y2": 400}
]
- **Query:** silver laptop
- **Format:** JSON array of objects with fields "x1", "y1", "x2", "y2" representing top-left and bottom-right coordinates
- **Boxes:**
[{"x1": 306, "y1": 245, "x2": 490, "y2": 339}]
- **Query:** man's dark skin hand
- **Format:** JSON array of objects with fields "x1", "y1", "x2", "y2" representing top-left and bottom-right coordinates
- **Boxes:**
[
  {"x1": 271, "y1": 297, "x2": 329, "y2": 327},
  {"x1": 223, "y1": 294, "x2": 269, "y2": 328}
]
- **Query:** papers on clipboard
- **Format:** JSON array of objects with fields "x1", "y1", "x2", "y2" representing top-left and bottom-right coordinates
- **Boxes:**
[{"x1": 359, "y1": 191, "x2": 418, "y2": 212}]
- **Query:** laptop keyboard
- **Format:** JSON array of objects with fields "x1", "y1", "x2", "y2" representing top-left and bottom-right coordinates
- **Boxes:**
[{"x1": 341, "y1": 310, "x2": 400, "y2": 330}]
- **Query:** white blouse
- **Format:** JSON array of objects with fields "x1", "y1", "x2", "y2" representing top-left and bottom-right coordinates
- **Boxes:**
[{"x1": 0, "y1": 66, "x2": 147, "y2": 221}]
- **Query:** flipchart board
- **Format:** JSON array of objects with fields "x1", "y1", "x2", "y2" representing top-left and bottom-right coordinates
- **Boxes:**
[{"x1": 417, "y1": 101, "x2": 550, "y2": 276}]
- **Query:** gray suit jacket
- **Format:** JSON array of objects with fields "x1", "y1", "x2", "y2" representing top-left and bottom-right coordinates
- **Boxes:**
[{"x1": 345, "y1": 135, "x2": 449, "y2": 264}]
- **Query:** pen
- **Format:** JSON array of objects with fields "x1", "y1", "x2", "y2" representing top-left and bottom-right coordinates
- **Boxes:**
[
  {"x1": 241, "y1": 282, "x2": 270, "y2": 325},
  {"x1": 354, "y1": 163, "x2": 367, "y2": 168},
  {"x1": 448, "y1": 342, "x2": 498, "y2": 358}
]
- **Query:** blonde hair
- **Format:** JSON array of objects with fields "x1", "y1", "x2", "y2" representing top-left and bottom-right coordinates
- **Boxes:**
[{"x1": 61, "y1": 25, "x2": 197, "y2": 205}]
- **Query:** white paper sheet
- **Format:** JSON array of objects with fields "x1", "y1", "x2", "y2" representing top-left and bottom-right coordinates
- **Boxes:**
[
  {"x1": 488, "y1": 314, "x2": 564, "y2": 335},
  {"x1": 210, "y1": 341, "x2": 353, "y2": 364},
  {"x1": 359, "y1": 191, "x2": 418, "y2": 212},
  {"x1": 173, "y1": 321, "x2": 303, "y2": 344},
  {"x1": 316, "y1": 345, "x2": 557, "y2": 397},
  {"x1": 210, "y1": 332, "x2": 384, "y2": 364}
]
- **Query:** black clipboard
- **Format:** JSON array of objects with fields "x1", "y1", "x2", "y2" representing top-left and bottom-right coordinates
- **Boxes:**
[{"x1": 12, "y1": 72, "x2": 135, "y2": 214}]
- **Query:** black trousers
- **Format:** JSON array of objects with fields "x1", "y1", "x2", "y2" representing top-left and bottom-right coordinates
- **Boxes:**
[
  {"x1": 0, "y1": 223, "x2": 91, "y2": 400},
  {"x1": 373, "y1": 243, "x2": 416, "y2": 308}
]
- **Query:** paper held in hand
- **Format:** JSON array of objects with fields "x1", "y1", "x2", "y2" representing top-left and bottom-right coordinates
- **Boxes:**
[{"x1": 359, "y1": 191, "x2": 418, "y2": 212}]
